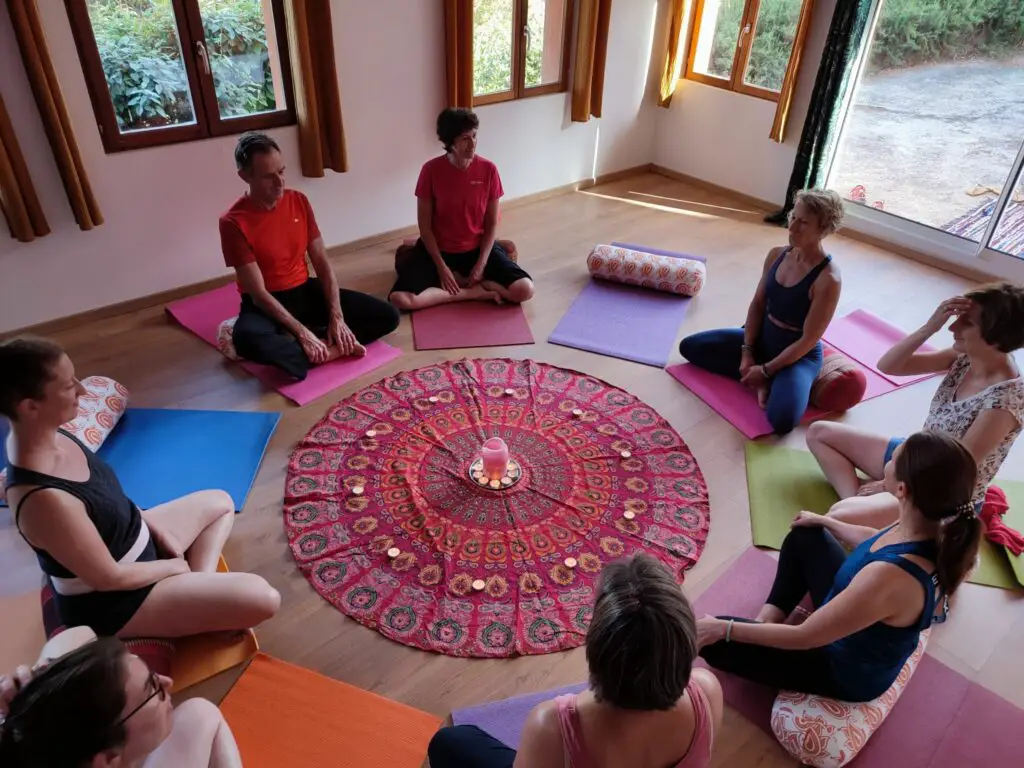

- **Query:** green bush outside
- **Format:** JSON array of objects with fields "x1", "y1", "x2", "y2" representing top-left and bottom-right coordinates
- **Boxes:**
[
  {"x1": 87, "y1": 0, "x2": 276, "y2": 131},
  {"x1": 706, "y1": 0, "x2": 1024, "y2": 88},
  {"x1": 473, "y1": 0, "x2": 549, "y2": 96}
]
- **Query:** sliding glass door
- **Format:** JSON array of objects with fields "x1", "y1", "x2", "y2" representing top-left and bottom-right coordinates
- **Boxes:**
[{"x1": 825, "y1": 0, "x2": 1024, "y2": 272}]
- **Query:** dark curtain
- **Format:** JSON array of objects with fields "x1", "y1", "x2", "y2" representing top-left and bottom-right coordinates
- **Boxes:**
[{"x1": 765, "y1": 0, "x2": 874, "y2": 225}]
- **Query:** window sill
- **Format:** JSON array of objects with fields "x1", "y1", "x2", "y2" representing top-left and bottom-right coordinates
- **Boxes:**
[{"x1": 473, "y1": 84, "x2": 569, "y2": 108}]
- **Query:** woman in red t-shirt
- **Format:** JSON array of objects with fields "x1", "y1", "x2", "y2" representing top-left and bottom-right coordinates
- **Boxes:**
[{"x1": 389, "y1": 109, "x2": 534, "y2": 311}]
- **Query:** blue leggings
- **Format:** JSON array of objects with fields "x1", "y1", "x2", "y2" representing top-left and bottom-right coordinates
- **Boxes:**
[{"x1": 679, "y1": 321, "x2": 822, "y2": 434}]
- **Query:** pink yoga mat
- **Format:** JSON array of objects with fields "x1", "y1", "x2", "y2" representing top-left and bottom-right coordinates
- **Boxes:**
[
  {"x1": 823, "y1": 310, "x2": 939, "y2": 387},
  {"x1": 411, "y1": 301, "x2": 534, "y2": 351},
  {"x1": 696, "y1": 548, "x2": 1024, "y2": 768},
  {"x1": 666, "y1": 363, "x2": 828, "y2": 439},
  {"x1": 166, "y1": 284, "x2": 402, "y2": 406}
]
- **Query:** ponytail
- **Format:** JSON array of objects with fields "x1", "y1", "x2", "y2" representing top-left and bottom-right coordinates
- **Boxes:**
[
  {"x1": 894, "y1": 432, "x2": 979, "y2": 596},
  {"x1": 934, "y1": 501, "x2": 982, "y2": 595}
]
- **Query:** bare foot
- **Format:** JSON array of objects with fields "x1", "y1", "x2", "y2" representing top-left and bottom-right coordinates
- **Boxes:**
[
  {"x1": 325, "y1": 343, "x2": 367, "y2": 361},
  {"x1": 754, "y1": 604, "x2": 785, "y2": 624},
  {"x1": 756, "y1": 386, "x2": 769, "y2": 410}
]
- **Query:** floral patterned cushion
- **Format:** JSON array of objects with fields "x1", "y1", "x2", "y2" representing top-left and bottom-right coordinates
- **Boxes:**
[
  {"x1": 771, "y1": 632, "x2": 929, "y2": 768},
  {"x1": 217, "y1": 316, "x2": 240, "y2": 361},
  {"x1": 586, "y1": 244, "x2": 706, "y2": 296},
  {"x1": 0, "y1": 376, "x2": 128, "y2": 502}
]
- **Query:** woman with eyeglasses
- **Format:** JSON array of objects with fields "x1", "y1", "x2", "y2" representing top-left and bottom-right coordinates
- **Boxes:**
[
  {"x1": 678, "y1": 189, "x2": 845, "y2": 434},
  {"x1": 0, "y1": 629, "x2": 241, "y2": 767}
]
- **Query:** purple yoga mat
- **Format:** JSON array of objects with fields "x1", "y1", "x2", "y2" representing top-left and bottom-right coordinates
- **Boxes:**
[
  {"x1": 549, "y1": 282, "x2": 692, "y2": 367},
  {"x1": 450, "y1": 547, "x2": 1024, "y2": 766},
  {"x1": 451, "y1": 683, "x2": 588, "y2": 749}
]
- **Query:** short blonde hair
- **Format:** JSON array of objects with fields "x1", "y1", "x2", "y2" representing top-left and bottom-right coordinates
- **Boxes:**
[{"x1": 794, "y1": 188, "x2": 845, "y2": 236}]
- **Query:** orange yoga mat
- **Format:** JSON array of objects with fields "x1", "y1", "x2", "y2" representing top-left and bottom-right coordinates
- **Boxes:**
[{"x1": 220, "y1": 654, "x2": 442, "y2": 768}]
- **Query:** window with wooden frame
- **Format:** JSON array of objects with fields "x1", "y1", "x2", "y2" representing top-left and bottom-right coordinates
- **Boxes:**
[
  {"x1": 472, "y1": 0, "x2": 574, "y2": 106},
  {"x1": 65, "y1": 0, "x2": 295, "y2": 153},
  {"x1": 684, "y1": 0, "x2": 814, "y2": 102}
]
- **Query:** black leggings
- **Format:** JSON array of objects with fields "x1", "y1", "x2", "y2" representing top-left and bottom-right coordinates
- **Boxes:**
[
  {"x1": 428, "y1": 725, "x2": 515, "y2": 768},
  {"x1": 232, "y1": 278, "x2": 400, "y2": 380},
  {"x1": 699, "y1": 527, "x2": 859, "y2": 699}
]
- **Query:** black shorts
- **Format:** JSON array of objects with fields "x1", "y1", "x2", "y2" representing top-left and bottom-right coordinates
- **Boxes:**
[{"x1": 390, "y1": 240, "x2": 531, "y2": 296}]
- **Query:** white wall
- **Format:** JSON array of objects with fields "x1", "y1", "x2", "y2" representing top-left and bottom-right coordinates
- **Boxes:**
[
  {"x1": 0, "y1": 0, "x2": 663, "y2": 332},
  {"x1": 653, "y1": 0, "x2": 837, "y2": 206}
]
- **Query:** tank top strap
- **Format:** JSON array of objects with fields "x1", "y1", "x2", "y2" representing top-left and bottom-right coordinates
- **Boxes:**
[
  {"x1": 870, "y1": 545, "x2": 944, "y2": 630},
  {"x1": 555, "y1": 694, "x2": 593, "y2": 768},
  {"x1": 804, "y1": 254, "x2": 832, "y2": 285},
  {"x1": 767, "y1": 247, "x2": 791, "y2": 280},
  {"x1": 676, "y1": 680, "x2": 714, "y2": 768}
]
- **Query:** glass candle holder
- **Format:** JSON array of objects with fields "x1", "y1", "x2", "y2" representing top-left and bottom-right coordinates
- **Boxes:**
[{"x1": 481, "y1": 437, "x2": 510, "y2": 479}]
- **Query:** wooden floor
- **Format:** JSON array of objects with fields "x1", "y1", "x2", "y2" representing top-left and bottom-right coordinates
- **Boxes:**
[{"x1": 3, "y1": 173, "x2": 1023, "y2": 766}]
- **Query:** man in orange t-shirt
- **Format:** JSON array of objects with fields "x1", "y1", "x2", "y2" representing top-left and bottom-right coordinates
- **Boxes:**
[
  {"x1": 220, "y1": 133, "x2": 399, "y2": 380},
  {"x1": 389, "y1": 108, "x2": 533, "y2": 311}
]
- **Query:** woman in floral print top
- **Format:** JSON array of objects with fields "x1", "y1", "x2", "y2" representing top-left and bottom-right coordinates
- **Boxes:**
[{"x1": 806, "y1": 282, "x2": 1024, "y2": 529}]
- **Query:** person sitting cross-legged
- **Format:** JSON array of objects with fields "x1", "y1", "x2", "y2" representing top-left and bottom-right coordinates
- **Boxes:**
[
  {"x1": 389, "y1": 108, "x2": 534, "y2": 311},
  {"x1": 428, "y1": 553, "x2": 722, "y2": 768},
  {"x1": 696, "y1": 431, "x2": 980, "y2": 702},
  {"x1": 1, "y1": 337, "x2": 280, "y2": 639},
  {"x1": 220, "y1": 132, "x2": 400, "y2": 381}
]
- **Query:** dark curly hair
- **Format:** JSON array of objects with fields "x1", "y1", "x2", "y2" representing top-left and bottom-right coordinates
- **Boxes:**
[
  {"x1": 964, "y1": 282, "x2": 1024, "y2": 352},
  {"x1": 234, "y1": 131, "x2": 280, "y2": 172},
  {"x1": 436, "y1": 108, "x2": 479, "y2": 152}
]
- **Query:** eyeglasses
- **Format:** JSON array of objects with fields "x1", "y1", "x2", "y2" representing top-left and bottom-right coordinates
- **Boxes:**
[{"x1": 116, "y1": 670, "x2": 166, "y2": 726}]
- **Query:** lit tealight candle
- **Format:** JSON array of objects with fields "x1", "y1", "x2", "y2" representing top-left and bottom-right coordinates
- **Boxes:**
[
  {"x1": 387, "y1": 547, "x2": 401, "y2": 559},
  {"x1": 351, "y1": 485, "x2": 365, "y2": 496},
  {"x1": 365, "y1": 429, "x2": 377, "y2": 438},
  {"x1": 489, "y1": 479, "x2": 502, "y2": 489},
  {"x1": 501, "y1": 476, "x2": 513, "y2": 486},
  {"x1": 620, "y1": 450, "x2": 632, "y2": 459},
  {"x1": 564, "y1": 557, "x2": 578, "y2": 569},
  {"x1": 623, "y1": 510, "x2": 636, "y2": 520},
  {"x1": 572, "y1": 408, "x2": 584, "y2": 417},
  {"x1": 428, "y1": 396, "x2": 439, "y2": 403},
  {"x1": 472, "y1": 579, "x2": 486, "y2": 591},
  {"x1": 504, "y1": 388, "x2": 516, "y2": 396}
]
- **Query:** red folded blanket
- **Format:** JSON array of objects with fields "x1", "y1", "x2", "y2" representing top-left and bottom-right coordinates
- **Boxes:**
[{"x1": 980, "y1": 486, "x2": 1024, "y2": 556}]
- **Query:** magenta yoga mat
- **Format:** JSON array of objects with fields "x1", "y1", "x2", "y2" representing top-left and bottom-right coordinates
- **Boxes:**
[
  {"x1": 410, "y1": 301, "x2": 534, "y2": 350},
  {"x1": 166, "y1": 284, "x2": 402, "y2": 406},
  {"x1": 665, "y1": 363, "x2": 827, "y2": 439},
  {"x1": 823, "y1": 310, "x2": 939, "y2": 387},
  {"x1": 452, "y1": 548, "x2": 1024, "y2": 766}
]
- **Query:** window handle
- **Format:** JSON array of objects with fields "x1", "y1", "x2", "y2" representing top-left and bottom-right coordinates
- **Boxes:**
[{"x1": 195, "y1": 40, "x2": 211, "y2": 76}]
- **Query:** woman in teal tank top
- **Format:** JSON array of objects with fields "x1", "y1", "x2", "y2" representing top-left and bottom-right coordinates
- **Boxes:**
[{"x1": 697, "y1": 431, "x2": 981, "y2": 702}]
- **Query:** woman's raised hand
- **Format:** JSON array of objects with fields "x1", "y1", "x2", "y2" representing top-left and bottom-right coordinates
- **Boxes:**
[{"x1": 922, "y1": 297, "x2": 972, "y2": 334}]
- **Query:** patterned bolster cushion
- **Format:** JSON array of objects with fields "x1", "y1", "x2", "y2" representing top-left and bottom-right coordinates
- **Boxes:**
[
  {"x1": 394, "y1": 238, "x2": 519, "y2": 272},
  {"x1": 586, "y1": 244, "x2": 706, "y2": 296},
  {"x1": 771, "y1": 632, "x2": 929, "y2": 768},
  {"x1": 217, "y1": 316, "x2": 240, "y2": 361},
  {"x1": 0, "y1": 376, "x2": 128, "y2": 502},
  {"x1": 810, "y1": 347, "x2": 867, "y2": 412}
]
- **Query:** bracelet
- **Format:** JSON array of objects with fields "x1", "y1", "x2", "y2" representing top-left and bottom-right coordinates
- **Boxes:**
[
  {"x1": 740, "y1": 344, "x2": 753, "y2": 353},
  {"x1": 761, "y1": 363, "x2": 772, "y2": 379},
  {"x1": 725, "y1": 619, "x2": 734, "y2": 643}
]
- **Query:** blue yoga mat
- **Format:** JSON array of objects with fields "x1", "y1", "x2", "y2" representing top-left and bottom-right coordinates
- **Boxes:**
[{"x1": 97, "y1": 409, "x2": 280, "y2": 511}]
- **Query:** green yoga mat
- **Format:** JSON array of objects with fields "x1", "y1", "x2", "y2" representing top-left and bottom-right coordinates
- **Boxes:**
[{"x1": 745, "y1": 442, "x2": 1023, "y2": 590}]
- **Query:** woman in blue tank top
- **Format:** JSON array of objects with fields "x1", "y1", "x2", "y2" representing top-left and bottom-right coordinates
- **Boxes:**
[
  {"x1": 696, "y1": 431, "x2": 981, "y2": 702},
  {"x1": 678, "y1": 189, "x2": 844, "y2": 434}
]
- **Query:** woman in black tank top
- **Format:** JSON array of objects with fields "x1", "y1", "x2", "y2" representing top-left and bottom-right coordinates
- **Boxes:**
[
  {"x1": 678, "y1": 189, "x2": 844, "y2": 434},
  {"x1": 1, "y1": 337, "x2": 279, "y2": 638}
]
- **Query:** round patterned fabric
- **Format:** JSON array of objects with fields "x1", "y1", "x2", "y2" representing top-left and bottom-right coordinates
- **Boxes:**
[{"x1": 284, "y1": 358, "x2": 710, "y2": 658}]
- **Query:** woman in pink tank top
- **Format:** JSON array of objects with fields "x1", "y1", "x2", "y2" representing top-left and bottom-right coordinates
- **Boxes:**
[{"x1": 428, "y1": 554, "x2": 722, "y2": 767}]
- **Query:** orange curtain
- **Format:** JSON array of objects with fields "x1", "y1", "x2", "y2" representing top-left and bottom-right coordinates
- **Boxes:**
[
  {"x1": 0, "y1": 92, "x2": 49, "y2": 242},
  {"x1": 284, "y1": 0, "x2": 348, "y2": 176},
  {"x1": 572, "y1": 0, "x2": 613, "y2": 123},
  {"x1": 769, "y1": 0, "x2": 816, "y2": 143},
  {"x1": 444, "y1": 0, "x2": 474, "y2": 109},
  {"x1": 7, "y1": 0, "x2": 101, "y2": 231},
  {"x1": 658, "y1": 0, "x2": 687, "y2": 108}
]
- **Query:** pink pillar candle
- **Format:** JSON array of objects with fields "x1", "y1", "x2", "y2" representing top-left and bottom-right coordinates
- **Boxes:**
[{"x1": 481, "y1": 437, "x2": 510, "y2": 479}]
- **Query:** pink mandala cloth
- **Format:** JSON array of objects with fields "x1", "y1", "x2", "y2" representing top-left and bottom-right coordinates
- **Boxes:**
[{"x1": 284, "y1": 358, "x2": 710, "y2": 657}]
